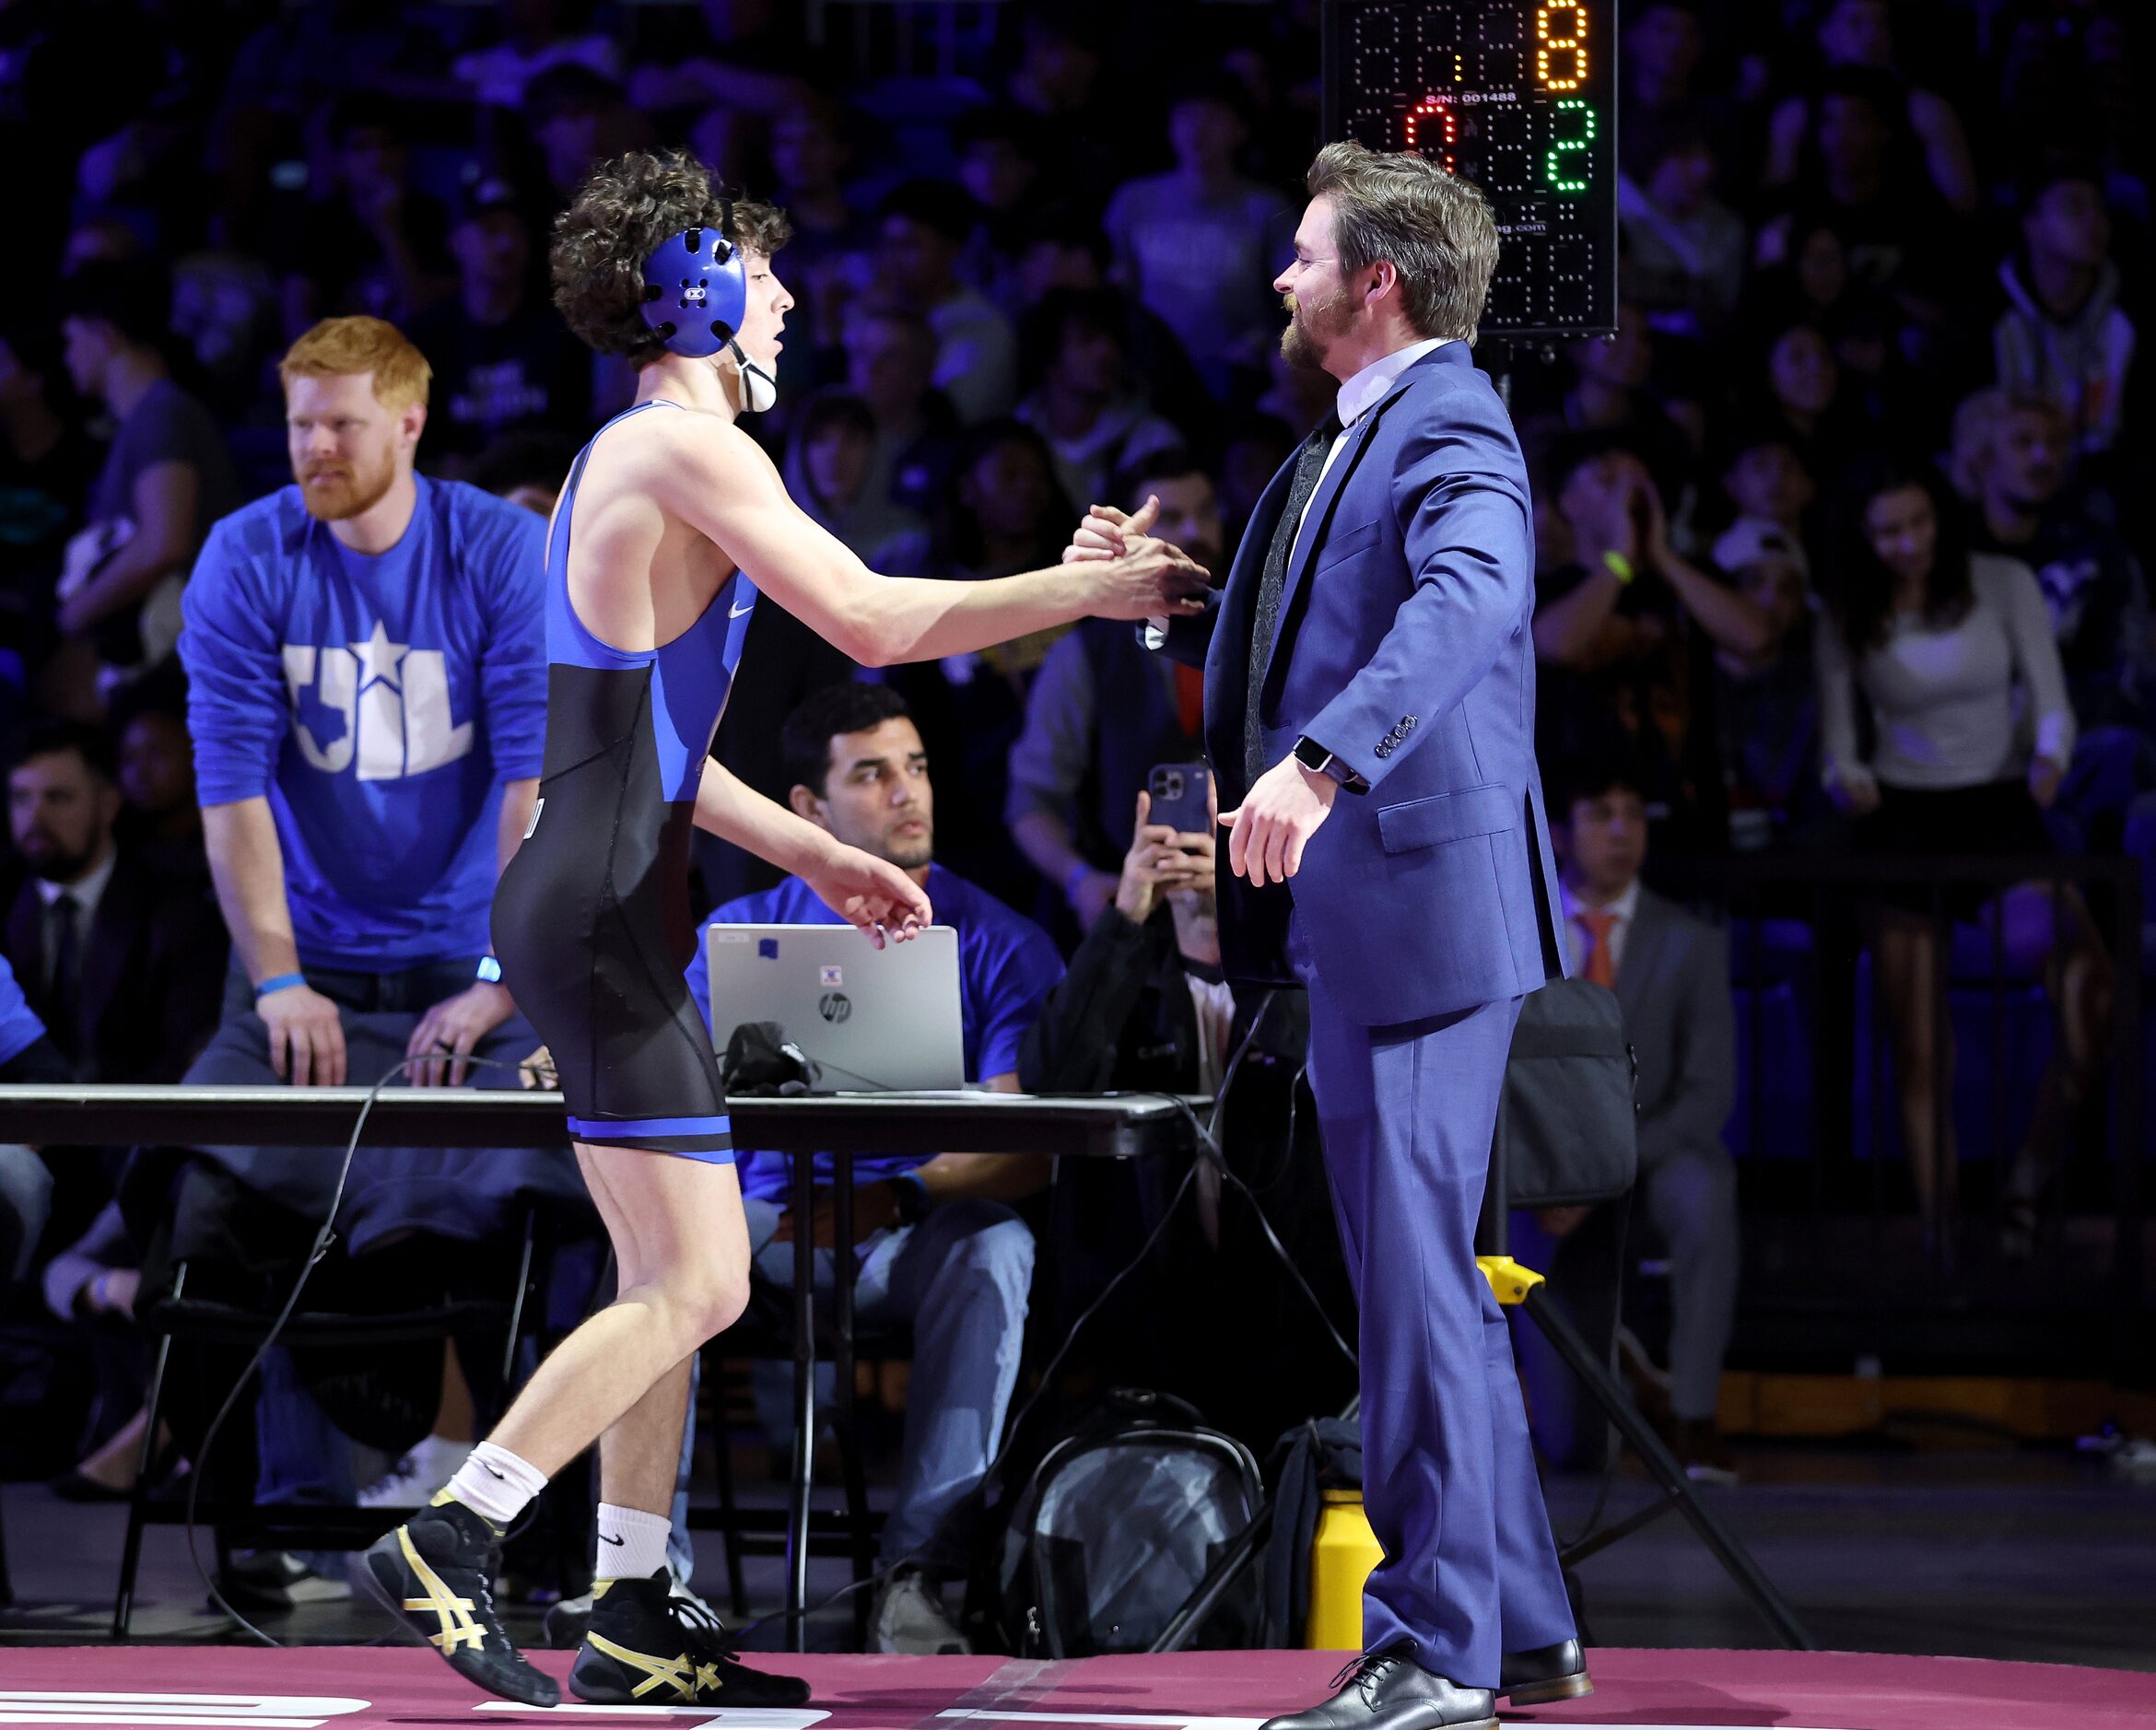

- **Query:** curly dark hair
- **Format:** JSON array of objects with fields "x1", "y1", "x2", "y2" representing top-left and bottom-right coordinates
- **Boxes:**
[{"x1": 550, "y1": 149, "x2": 791, "y2": 367}]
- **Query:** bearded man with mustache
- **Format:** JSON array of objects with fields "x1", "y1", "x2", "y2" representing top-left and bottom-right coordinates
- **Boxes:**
[
  {"x1": 1070, "y1": 142, "x2": 1586, "y2": 1730},
  {"x1": 169, "y1": 317, "x2": 573, "y2": 1596}
]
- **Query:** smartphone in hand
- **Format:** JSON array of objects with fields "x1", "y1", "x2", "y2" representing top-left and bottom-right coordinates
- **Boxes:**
[{"x1": 1148, "y1": 762, "x2": 1213, "y2": 836}]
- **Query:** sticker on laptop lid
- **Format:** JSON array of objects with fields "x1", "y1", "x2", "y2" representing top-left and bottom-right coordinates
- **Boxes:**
[
  {"x1": 757, "y1": 938, "x2": 779, "y2": 959},
  {"x1": 820, "y1": 964, "x2": 843, "y2": 987}
]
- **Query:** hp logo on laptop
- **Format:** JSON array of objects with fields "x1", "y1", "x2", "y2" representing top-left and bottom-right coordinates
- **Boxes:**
[{"x1": 818, "y1": 992, "x2": 852, "y2": 1024}]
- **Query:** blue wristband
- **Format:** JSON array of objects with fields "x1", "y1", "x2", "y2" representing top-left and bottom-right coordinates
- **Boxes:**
[{"x1": 253, "y1": 972, "x2": 308, "y2": 1000}]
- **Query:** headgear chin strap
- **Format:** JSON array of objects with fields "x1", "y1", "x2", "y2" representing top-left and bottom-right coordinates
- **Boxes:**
[
  {"x1": 638, "y1": 198, "x2": 779, "y2": 414},
  {"x1": 728, "y1": 338, "x2": 779, "y2": 414}
]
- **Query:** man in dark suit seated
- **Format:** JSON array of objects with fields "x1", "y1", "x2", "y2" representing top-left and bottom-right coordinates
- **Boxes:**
[
  {"x1": 1520, "y1": 752, "x2": 1740, "y2": 1482},
  {"x1": 3, "y1": 720, "x2": 228, "y2": 1087},
  {"x1": 2, "y1": 721, "x2": 229, "y2": 1499},
  {"x1": 4, "y1": 719, "x2": 228, "y2": 1290}
]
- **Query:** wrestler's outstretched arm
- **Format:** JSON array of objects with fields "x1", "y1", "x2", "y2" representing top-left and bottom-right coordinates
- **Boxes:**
[
  {"x1": 655, "y1": 424, "x2": 1208, "y2": 668},
  {"x1": 692, "y1": 757, "x2": 930, "y2": 945}
]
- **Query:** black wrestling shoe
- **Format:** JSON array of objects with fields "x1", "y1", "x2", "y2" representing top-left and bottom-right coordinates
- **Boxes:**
[
  {"x1": 361, "y1": 1496, "x2": 558, "y2": 1707},
  {"x1": 570, "y1": 1570, "x2": 813, "y2": 1707},
  {"x1": 1260, "y1": 1648, "x2": 1495, "y2": 1730},
  {"x1": 543, "y1": 1588, "x2": 593, "y2": 1649},
  {"x1": 1498, "y1": 1639, "x2": 1593, "y2": 1705}
]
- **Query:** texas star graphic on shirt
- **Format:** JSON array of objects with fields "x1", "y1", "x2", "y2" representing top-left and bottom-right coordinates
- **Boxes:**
[{"x1": 281, "y1": 620, "x2": 475, "y2": 781}]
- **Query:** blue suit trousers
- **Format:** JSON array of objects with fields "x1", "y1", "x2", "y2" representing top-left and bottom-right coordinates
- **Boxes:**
[{"x1": 1293, "y1": 925, "x2": 1576, "y2": 1685}]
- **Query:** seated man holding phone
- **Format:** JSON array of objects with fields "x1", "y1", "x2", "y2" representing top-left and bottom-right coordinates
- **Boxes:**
[
  {"x1": 685, "y1": 680, "x2": 1064, "y2": 1652},
  {"x1": 1024, "y1": 762, "x2": 1228, "y2": 1092}
]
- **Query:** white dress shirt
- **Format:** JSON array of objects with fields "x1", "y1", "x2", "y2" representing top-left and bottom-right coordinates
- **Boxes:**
[
  {"x1": 1557, "y1": 876, "x2": 1641, "y2": 981},
  {"x1": 1295, "y1": 335, "x2": 1455, "y2": 544},
  {"x1": 1185, "y1": 973, "x2": 1238, "y2": 1095},
  {"x1": 35, "y1": 844, "x2": 117, "y2": 988}
]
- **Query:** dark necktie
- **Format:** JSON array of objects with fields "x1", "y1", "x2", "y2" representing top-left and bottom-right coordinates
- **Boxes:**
[
  {"x1": 1245, "y1": 411, "x2": 1342, "y2": 787},
  {"x1": 47, "y1": 891, "x2": 80, "y2": 1061}
]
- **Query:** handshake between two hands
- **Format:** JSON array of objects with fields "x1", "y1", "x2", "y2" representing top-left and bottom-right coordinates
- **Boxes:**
[
  {"x1": 1062, "y1": 497, "x2": 1340, "y2": 891},
  {"x1": 1063, "y1": 494, "x2": 1210, "y2": 621}
]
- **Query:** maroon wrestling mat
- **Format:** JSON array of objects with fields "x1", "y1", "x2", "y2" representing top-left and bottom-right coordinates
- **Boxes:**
[{"x1": 0, "y1": 1647, "x2": 2150, "y2": 1729}]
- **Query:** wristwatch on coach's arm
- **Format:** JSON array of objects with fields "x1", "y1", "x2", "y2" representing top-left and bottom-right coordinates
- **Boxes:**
[{"x1": 1294, "y1": 735, "x2": 1369, "y2": 794}]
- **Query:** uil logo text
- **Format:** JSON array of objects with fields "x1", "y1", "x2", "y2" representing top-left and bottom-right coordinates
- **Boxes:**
[{"x1": 283, "y1": 622, "x2": 474, "y2": 781}]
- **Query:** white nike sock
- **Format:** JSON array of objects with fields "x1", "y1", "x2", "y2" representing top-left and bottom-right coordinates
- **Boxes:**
[
  {"x1": 441, "y1": 1440, "x2": 547, "y2": 1527},
  {"x1": 595, "y1": 1502, "x2": 672, "y2": 1584}
]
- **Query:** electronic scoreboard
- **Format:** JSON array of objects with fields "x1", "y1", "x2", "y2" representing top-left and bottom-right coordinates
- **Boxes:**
[{"x1": 1321, "y1": 0, "x2": 1619, "y2": 338}]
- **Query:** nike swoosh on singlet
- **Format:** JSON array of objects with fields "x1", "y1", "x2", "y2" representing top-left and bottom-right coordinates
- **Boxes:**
[{"x1": 730, "y1": 601, "x2": 755, "y2": 617}]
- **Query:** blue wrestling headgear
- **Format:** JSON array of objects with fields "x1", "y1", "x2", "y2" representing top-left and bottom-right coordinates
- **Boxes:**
[
  {"x1": 637, "y1": 197, "x2": 779, "y2": 411},
  {"x1": 639, "y1": 204, "x2": 748, "y2": 358}
]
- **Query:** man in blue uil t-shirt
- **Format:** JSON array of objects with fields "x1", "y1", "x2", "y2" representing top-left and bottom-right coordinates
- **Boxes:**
[
  {"x1": 177, "y1": 318, "x2": 572, "y2": 1556},
  {"x1": 181, "y1": 317, "x2": 552, "y2": 1163}
]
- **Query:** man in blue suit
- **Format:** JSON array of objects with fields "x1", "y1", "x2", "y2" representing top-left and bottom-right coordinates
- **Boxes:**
[{"x1": 1074, "y1": 142, "x2": 1584, "y2": 1730}]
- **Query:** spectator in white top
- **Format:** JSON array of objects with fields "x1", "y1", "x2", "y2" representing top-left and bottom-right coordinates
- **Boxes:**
[
  {"x1": 1103, "y1": 75, "x2": 1295, "y2": 401},
  {"x1": 1815, "y1": 457, "x2": 2112, "y2": 1259}
]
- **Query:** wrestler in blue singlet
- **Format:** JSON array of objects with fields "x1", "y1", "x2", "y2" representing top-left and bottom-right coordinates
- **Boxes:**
[{"x1": 492, "y1": 401, "x2": 755, "y2": 1156}]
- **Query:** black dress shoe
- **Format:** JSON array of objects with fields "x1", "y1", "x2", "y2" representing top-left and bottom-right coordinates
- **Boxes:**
[
  {"x1": 1498, "y1": 1639, "x2": 1592, "y2": 1705},
  {"x1": 1260, "y1": 1650, "x2": 1495, "y2": 1730}
]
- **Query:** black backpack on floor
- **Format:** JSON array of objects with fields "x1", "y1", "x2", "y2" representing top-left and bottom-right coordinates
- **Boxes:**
[
  {"x1": 1258, "y1": 1417, "x2": 1365, "y2": 1648},
  {"x1": 986, "y1": 1388, "x2": 1264, "y2": 1656}
]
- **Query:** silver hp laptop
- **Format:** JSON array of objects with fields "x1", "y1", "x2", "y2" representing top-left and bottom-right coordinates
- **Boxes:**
[{"x1": 704, "y1": 923, "x2": 965, "y2": 1092}]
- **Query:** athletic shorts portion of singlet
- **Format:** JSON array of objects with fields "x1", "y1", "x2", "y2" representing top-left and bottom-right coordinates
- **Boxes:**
[{"x1": 491, "y1": 400, "x2": 756, "y2": 1157}]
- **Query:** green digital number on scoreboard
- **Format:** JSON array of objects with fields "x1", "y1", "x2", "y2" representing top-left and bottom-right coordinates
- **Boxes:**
[{"x1": 1321, "y1": 0, "x2": 1620, "y2": 337}]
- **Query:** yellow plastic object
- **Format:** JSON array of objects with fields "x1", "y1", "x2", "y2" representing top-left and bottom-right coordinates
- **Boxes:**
[
  {"x1": 1477, "y1": 1255, "x2": 1545, "y2": 1306},
  {"x1": 1304, "y1": 1490, "x2": 1384, "y2": 1650}
]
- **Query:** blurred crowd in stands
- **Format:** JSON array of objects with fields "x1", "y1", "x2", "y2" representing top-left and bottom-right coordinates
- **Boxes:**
[{"x1": 0, "y1": 0, "x2": 2147, "y2": 1631}]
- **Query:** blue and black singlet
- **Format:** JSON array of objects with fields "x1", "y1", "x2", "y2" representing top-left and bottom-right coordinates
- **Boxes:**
[{"x1": 491, "y1": 401, "x2": 756, "y2": 1157}]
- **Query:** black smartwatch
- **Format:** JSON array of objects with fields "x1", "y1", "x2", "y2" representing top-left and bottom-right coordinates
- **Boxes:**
[{"x1": 1294, "y1": 735, "x2": 1365, "y2": 792}]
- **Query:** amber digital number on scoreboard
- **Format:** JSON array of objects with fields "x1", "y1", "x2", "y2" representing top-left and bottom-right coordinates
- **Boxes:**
[{"x1": 1321, "y1": 0, "x2": 1619, "y2": 338}]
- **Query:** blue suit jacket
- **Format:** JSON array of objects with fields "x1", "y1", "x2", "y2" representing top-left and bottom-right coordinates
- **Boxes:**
[{"x1": 1157, "y1": 342, "x2": 1567, "y2": 1025}]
